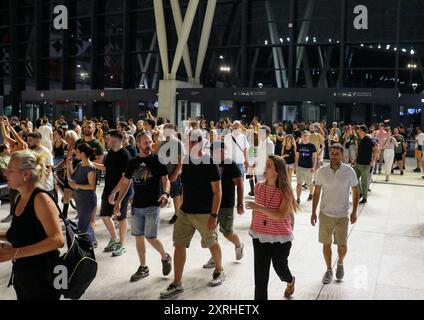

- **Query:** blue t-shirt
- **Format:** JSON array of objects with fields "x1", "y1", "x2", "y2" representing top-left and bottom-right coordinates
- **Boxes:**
[{"x1": 297, "y1": 142, "x2": 317, "y2": 168}]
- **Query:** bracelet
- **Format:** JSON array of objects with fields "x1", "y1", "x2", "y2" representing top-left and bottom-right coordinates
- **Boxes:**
[{"x1": 13, "y1": 248, "x2": 19, "y2": 262}]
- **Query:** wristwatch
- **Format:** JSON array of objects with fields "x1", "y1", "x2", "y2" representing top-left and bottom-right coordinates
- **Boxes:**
[{"x1": 210, "y1": 213, "x2": 218, "y2": 219}]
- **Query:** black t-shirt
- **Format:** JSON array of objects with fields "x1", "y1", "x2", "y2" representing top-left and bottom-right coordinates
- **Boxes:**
[
  {"x1": 181, "y1": 155, "x2": 221, "y2": 214},
  {"x1": 125, "y1": 145, "x2": 138, "y2": 159},
  {"x1": 274, "y1": 132, "x2": 285, "y2": 156},
  {"x1": 103, "y1": 148, "x2": 131, "y2": 195},
  {"x1": 357, "y1": 135, "x2": 375, "y2": 165},
  {"x1": 293, "y1": 129, "x2": 302, "y2": 140},
  {"x1": 124, "y1": 154, "x2": 168, "y2": 208},
  {"x1": 219, "y1": 160, "x2": 242, "y2": 209},
  {"x1": 296, "y1": 142, "x2": 317, "y2": 168}
]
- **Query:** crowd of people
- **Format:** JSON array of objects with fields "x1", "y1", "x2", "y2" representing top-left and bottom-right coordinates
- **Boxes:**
[{"x1": 0, "y1": 111, "x2": 424, "y2": 301}]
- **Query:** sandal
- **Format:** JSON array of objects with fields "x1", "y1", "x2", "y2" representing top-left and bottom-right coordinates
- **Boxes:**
[{"x1": 284, "y1": 276, "x2": 295, "y2": 298}]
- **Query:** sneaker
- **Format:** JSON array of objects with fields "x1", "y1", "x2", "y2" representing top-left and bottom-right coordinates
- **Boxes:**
[
  {"x1": 169, "y1": 215, "x2": 178, "y2": 225},
  {"x1": 1, "y1": 215, "x2": 13, "y2": 223},
  {"x1": 130, "y1": 266, "x2": 149, "y2": 282},
  {"x1": 400, "y1": 170, "x2": 404, "y2": 176},
  {"x1": 104, "y1": 239, "x2": 120, "y2": 252},
  {"x1": 235, "y1": 243, "x2": 244, "y2": 261},
  {"x1": 296, "y1": 198, "x2": 300, "y2": 205},
  {"x1": 284, "y1": 276, "x2": 295, "y2": 298},
  {"x1": 385, "y1": 176, "x2": 389, "y2": 182},
  {"x1": 336, "y1": 264, "x2": 344, "y2": 281},
  {"x1": 359, "y1": 198, "x2": 367, "y2": 204},
  {"x1": 209, "y1": 270, "x2": 226, "y2": 287},
  {"x1": 112, "y1": 243, "x2": 127, "y2": 257},
  {"x1": 160, "y1": 283, "x2": 184, "y2": 299},
  {"x1": 203, "y1": 257, "x2": 215, "y2": 269},
  {"x1": 248, "y1": 191, "x2": 255, "y2": 197},
  {"x1": 413, "y1": 168, "x2": 421, "y2": 173},
  {"x1": 162, "y1": 253, "x2": 172, "y2": 276},
  {"x1": 302, "y1": 183, "x2": 308, "y2": 190},
  {"x1": 322, "y1": 270, "x2": 333, "y2": 284},
  {"x1": 307, "y1": 194, "x2": 313, "y2": 201}
]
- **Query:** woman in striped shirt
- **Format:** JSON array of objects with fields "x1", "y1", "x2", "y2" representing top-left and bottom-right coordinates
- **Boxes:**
[{"x1": 246, "y1": 155, "x2": 298, "y2": 300}]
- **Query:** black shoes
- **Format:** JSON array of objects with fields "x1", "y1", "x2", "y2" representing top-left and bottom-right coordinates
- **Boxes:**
[{"x1": 359, "y1": 198, "x2": 367, "y2": 204}]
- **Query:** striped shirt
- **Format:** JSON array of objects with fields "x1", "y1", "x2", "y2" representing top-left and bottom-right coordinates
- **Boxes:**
[{"x1": 249, "y1": 182, "x2": 293, "y2": 243}]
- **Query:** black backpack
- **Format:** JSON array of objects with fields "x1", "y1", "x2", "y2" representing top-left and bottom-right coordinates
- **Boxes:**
[{"x1": 57, "y1": 215, "x2": 98, "y2": 300}]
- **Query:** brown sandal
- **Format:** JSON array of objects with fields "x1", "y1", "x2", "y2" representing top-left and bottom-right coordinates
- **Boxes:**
[{"x1": 284, "y1": 276, "x2": 295, "y2": 298}]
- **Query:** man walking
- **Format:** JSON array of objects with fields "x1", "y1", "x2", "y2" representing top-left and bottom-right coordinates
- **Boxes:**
[
  {"x1": 311, "y1": 143, "x2": 359, "y2": 284},
  {"x1": 295, "y1": 130, "x2": 317, "y2": 203}
]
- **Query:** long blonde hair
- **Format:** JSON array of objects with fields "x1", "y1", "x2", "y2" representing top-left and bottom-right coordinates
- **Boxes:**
[
  {"x1": 268, "y1": 155, "x2": 298, "y2": 213},
  {"x1": 282, "y1": 135, "x2": 297, "y2": 155},
  {"x1": 11, "y1": 150, "x2": 48, "y2": 185}
]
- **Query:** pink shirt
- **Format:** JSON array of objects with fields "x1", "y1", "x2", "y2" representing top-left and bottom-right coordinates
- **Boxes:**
[{"x1": 375, "y1": 130, "x2": 389, "y2": 150}]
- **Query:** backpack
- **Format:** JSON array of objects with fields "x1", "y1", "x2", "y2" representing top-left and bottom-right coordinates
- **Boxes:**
[{"x1": 57, "y1": 216, "x2": 98, "y2": 300}]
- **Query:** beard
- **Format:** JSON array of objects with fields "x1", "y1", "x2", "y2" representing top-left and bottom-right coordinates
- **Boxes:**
[{"x1": 83, "y1": 130, "x2": 92, "y2": 137}]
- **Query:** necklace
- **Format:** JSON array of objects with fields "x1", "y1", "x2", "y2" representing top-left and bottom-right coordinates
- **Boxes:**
[{"x1": 262, "y1": 183, "x2": 279, "y2": 226}]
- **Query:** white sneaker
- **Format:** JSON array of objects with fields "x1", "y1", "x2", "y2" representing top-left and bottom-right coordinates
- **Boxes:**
[
  {"x1": 209, "y1": 271, "x2": 225, "y2": 287},
  {"x1": 235, "y1": 243, "x2": 244, "y2": 261},
  {"x1": 203, "y1": 257, "x2": 215, "y2": 269}
]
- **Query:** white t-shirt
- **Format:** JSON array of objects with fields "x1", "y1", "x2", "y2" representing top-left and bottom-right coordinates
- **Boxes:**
[
  {"x1": 38, "y1": 125, "x2": 53, "y2": 151},
  {"x1": 416, "y1": 132, "x2": 424, "y2": 149},
  {"x1": 224, "y1": 132, "x2": 250, "y2": 165},
  {"x1": 256, "y1": 138, "x2": 275, "y2": 177},
  {"x1": 32, "y1": 146, "x2": 54, "y2": 192},
  {"x1": 315, "y1": 163, "x2": 358, "y2": 218}
]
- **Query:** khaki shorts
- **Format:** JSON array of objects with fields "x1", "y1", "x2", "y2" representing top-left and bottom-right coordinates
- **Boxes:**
[
  {"x1": 218, "y1": 208, "x2": 234, "y2": 235},
  {"x1": 319, "y1": 212, "x2": 349, "y2": 246},
  {"x1": 173, "y1": 211, "x2": 218, "y2": 248},
  {"x1": 296, "y1": 167, "x2": 313, "y2": 185},
  {"x1": 415, "y1": 149, "x2": 422, "y2": 160}
]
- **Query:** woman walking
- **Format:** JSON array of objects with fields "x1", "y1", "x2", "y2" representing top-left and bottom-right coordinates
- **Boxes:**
[
  {"x1": 53, "y1": 129, "x2": 67, "y2": 166},
  {"x1": 67, "y1": 142, "x2": 98, "y2": 247},
  {"x1": 382, "y1": 129, "x2": 398, "y2": 182},
  {"x1": 281, "y1": 134, "x2": 296, "y2": 184},
  {"x1": 246, "y1": 155, "x2": 298, "y2": 300}
]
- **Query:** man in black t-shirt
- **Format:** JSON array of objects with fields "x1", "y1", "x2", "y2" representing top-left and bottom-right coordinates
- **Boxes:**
[
  {"x1": 295, "y1": 131, "x2": 317, "y2": 203},
  {"x1": 92, "y1": 130, "x2": 132, "y2": 257},
  {"x1": 160, "y1": 129, "x2": 224, "y2": 299},
  {"x1": 202, "y1": 141, "x2": 245, "y2": 269},
  {"x1": 353, "y1": 125, "x2": 379, "y2": 204},
  {"x1": 112, "y1": 132, "x2": 172, "y2": 282},
  {"x1": 274, "y1": 123, "x2": 285, "y2": 156}
]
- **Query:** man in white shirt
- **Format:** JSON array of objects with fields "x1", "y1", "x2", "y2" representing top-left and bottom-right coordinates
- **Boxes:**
[
  {"x1": 27, "y1": 132, "x2": 55, "y2": 197},
  {"x1": 414, "y1": 127, "x2": 424, "y2": 173},
  {"x1": 224, "y1": 121, "x2": 249, "y2": 178},
  {"x1": 38, "y1": 118, "x2": 54, "y2": 151},
  {"x1": 255, "y1": 126, "x2": 274, "y2": 182},
  {"x1": 311, "y1": 143, "x2": 359, "y2": 285}
]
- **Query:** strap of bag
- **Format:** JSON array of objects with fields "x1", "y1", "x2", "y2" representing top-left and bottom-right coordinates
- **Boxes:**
[{"x1": 232, "y1": 135, "x2": 244, "y2": 154}]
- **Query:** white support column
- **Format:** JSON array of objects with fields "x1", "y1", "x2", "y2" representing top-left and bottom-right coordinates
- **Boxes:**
[
  {"x1": 265, "y1": 0, "x2": 283, "y2": 88},
  {"x1": 170, "y1": 0, "x2": 199, "y2": 78},
  {"x1": 153, "y1": 0, "x2": 170, "y2": 79},
  {"x1": 194, "y1": 0, "x2": 217, "y2": 83},
  {"x1": 170, "y1": 0, "x2": 194, "y2": 81}
]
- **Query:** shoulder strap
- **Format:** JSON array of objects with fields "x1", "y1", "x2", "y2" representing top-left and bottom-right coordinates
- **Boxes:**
[
  {"x1": 33, "y1": 189, "x2": 69, "y2": 227},
  {"x1": 232, "y1": 136, "x2": 244, "y2": 153}
]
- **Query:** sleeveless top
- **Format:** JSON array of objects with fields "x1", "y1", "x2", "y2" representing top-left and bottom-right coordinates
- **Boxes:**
[
  {"x1": 282, "y1": 145, "x2": 295, "y2": 164},
  {"x1": 6, "y1": 188, "x2": 60, "y2": 272},
  {"x1": 53, "y1": 141, "x2": 66, "y2": 157},
  {"x1": 249, "y1": 182, "x2": 294, "y2": 244}
]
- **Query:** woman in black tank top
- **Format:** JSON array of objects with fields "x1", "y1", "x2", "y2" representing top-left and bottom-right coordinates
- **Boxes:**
[
  {"x1": 53, "y1": 129, "x2": 67, "y2": 166},
  {"x1": 0, "y1": 151, "x2": 64, "y2": 300},
  {"x1": 281, "y1": 134, "x2": 296, "y2": 183}
]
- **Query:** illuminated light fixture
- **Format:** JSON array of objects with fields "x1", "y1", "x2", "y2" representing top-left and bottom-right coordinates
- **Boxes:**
[
  {"x1": 411, "y1": 49, "x2": 415, "y2": 55},
  {"x1": 394, "y1": 47, "x2": 397, "y2": 51},
  {"x1": 286, "y1": 37, "x2": 290, "y2": 41},
  {"x1": 220, "y1": 66, "x2": 231, "y2": 72},
  {"x1": 378, "y1": 44, "x2": 381, "y2": 49},
  {"x1": 77, "y1": 64, "x2": 81, "y2": 68},
  {"x1": 264, "y1": 40, "x2": 268, "y2": 45},
  {"x1": 219, "y1": 55, "x2": 224, "y2": 60},
  {"x1": 360, "y1": 44, "x2": 364, "y2": 47},
  {"x1": 100, "y1": 92, "x2": 105, "y2": 97},
  {"x1": 336, "y1": 41, "x2": 340, "y2": 44},
  {"x1": 305, "y1": 36, "x2": 309, "y2": 42},
  {"x1": 329, "y1": 38, "x2": 332, "y2": 42},
  {"x1": 313, "y1": 37, "x2": 317, "y2": 43},
  {"x1": 386, "y1": 45, "x2": 390, "y2": 50},
  {"x1": 369, "y1": 45, "x2": 373, "y2": 48},
  {"x1": 279, "y1": 38, "x2": 283, "y2": 43},
  {"x1": 402, "y1": 48, "x2": 407, "y2": 52}
]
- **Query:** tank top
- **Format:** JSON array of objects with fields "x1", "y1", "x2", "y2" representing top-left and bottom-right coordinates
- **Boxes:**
[
  {"x1": 53, "y1": 141, "x2": 65, "y2": 157},
  {"x1": 282, "y1": 145, "x2": 295, "y2": 164},
  {"x1": 6, "y1": 188, "x2": 60, "y2": 273}
]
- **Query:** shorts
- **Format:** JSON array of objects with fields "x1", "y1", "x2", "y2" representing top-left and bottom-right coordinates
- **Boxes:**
[
  {"x1": 170, "y1": 175, "x2": 183, "y2": 198},
  {"x1": 296, "y1": 167, "x2": 313, "y2": 185},
  {"x1": 319, "y1": 212, "x2": 349, "y2": 246},
  {"x1": 100, "y1": 190, "x2": 133, "y2": 221},
  {"x1": 415, "y1": 149, "x2": 422, "y2": 160},
  {"x1": 173, "y1": 210, "x2": 218, "y2": 248},
  {"x1": 286, "y1": 163, "x2": 295, "y2": 170},
  {"x1": 395, "y1": 153, "x2": 403, "y2": 162},
  {"x1": 218, "y1": 208, "x2": 234, "y2": 235},
  {"x1": 131, "y1": 206, "x2": 160, "y2": 239}
]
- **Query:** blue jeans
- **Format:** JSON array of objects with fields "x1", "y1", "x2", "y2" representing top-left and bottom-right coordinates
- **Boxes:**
[
  {"x1": 131, "y1": 206, "x2": 160, "y2": 239},
  {"x1": 237, "y1": 163, "x2": 245, "y2": 179}
]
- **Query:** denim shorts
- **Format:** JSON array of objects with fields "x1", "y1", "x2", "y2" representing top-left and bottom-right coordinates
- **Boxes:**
[{"x1": 131, "y1": 206, "x2": 160, "y2": 239}]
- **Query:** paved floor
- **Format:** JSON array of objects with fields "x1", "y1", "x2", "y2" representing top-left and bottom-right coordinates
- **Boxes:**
[{"x1": 1, "y1": 160, "x2": 424, "y2": 300}]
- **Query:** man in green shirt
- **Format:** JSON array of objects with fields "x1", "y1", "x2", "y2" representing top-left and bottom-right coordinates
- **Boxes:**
[
  {"x1": 75, "y1": 120, "x2": 105, "y2": 163},
  {"x1": 393, "y1": 127, "x2": 406, "y2": 175}
]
